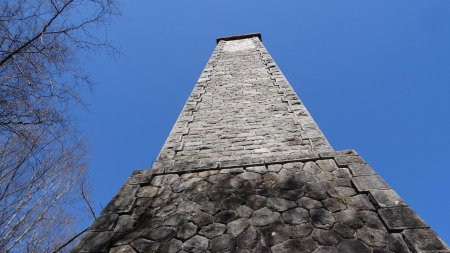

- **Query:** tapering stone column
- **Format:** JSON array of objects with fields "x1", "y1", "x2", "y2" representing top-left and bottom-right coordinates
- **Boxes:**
[{"x1": 73, "y1": 33, "x2": 448, "y2": 253}]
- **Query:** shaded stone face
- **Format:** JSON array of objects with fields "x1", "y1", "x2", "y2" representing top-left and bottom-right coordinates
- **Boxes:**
[
  {"x1": 73, "y1": 34, "x2": 449, "y2": 253},
  {"x1": 73, "y1": 154, "x2": 449, "y2": 252}
]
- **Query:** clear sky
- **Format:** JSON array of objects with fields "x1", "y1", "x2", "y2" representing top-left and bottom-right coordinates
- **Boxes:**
[{"x1": 80, "y1": 0, "x2": 450, "y2": 243}]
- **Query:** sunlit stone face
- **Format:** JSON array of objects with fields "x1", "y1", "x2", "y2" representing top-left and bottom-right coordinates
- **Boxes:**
[{"x1": 222, "y1": 38, "x2": 256, "y2": 52}]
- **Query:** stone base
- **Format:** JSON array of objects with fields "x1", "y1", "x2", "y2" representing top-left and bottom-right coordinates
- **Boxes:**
[{"x1": 73, "y1": 150, "x2": 449, "y2": 253}]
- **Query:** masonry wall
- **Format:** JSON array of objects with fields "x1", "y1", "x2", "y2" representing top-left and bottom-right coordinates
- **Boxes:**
[
  {"x1": 73, "y1": 34, "x2": 449, "y2": 253},
  {"x1": 73, "y1": 151, "x2": 448, "y2": 253},
  {"x1": 153, "y1": 36, "x2": 332, "y2": 174}
]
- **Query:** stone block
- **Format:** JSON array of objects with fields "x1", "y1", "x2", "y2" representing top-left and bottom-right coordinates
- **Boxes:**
[
  {"x1": 90, "y1": 213, "x2": 118, "y2": 231},
  {"x1": 369, "y1": 189, "x2": 406, "y2": 208},
  {"x1": 348, "y1": 163, "x2": 376, "y2": 176},
  {"x1": 182, "y1": 235, "x2": 209, "y2": 252},
  {"x1": 109, "y1": 245, "x2": 136, "y2": 253},
  {"x1": 378, "y1": 207, "x2": 428, "y2": 230},
  {"x1": 104, "y1": 196, "x2": 136, "y2": 214},
  {"x1": 352, "y1": 175, "x2": 390, "y2": 192},
  {"x1": 334, "y1": 155, "x2": 365, "y2": 166},
  {"x1": 402, "y1": 228, "x2": 449, "y2": 252},
  {"x1": 72, "y1": 231, "x2": 113, "y2": 252},
  {"x1": 127, "y1": 170, "x2": 153, "y2": 185}
]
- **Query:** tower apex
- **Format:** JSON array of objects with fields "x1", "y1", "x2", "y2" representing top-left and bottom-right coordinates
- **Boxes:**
[{"x1": 216, "y1": 32, "x2": 262, "y2": 44}]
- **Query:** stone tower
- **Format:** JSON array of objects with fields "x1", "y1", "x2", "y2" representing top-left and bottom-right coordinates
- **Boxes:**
[{"x1": 74, "y1": 33, "x2": 449, "y2": 253}]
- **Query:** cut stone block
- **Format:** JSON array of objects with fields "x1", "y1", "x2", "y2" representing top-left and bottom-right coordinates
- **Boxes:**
[
  {"x1": 369, "y1": 189, "x2": 406, "y2": 208},
  {"x1": 348, "y1": 163, "x2": 376, "y2": 176},
  {"x1": 378, "y1": 207, "x2": 428, "y2": 230},
  {"x1": 352, "y1": 175, "x2": 390, "y2": 192},
  {"x1": 403, "y1": 228, "x2": 449, "y2": 252}
]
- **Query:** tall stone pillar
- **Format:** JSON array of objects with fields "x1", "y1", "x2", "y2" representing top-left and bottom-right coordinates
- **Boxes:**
[{"x1": 74, "y1": 33, "x2": 448, "y2": 253}]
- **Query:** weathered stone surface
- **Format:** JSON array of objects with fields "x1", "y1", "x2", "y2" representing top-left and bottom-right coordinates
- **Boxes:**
[
  {"x1": 311, "y1": 208, "x2": 335, "y2": 229},
  {"x1": 131, "y1": 238, "x2": 160, "y2": 252},
  {"x1": 347, "y1": 194, "x2": 375, "y2": 210},
  {"x1": 282, "y1": 207, "x2": 309, "y2": 224},
  {"x1": 333, "y1": 223, "x2": 355, "y2": 239},
  {"x1": 268, "y1": 164, "x2": 283, "y2": 172},
  {"x1": 332, "y1": 168, "x2": 351, "y2": 178},
  {"x1": 127, "y1": 170, "x2": 153, "y2": 185},
  {"x1": 214, "y1": 210, "x2": 238, "y2": 224},
  {"x1": 223, "y1": 195, "x2": 245, "y2": 209},
  {"x1": 137, "y1": 185, "x2": 160, "y2": 198},
  {"x1": 246, "y1": 195, "x2": 267, "y2": 210},
  {"x1": 152, "y1": 174, "x2": 179, "y2": 187},
  {"x1": 177, "y1": 222, "x2": 198, "y2": 240},
  {"x1": 304, "y1": 162, "x2": 321, "y2": 174},
  {"x1": 227, "y1": 218, "x2": 250, "y2": 237},
  {"x1": 334, "y1": 210, "x2": 363, "y2": 228},
  {"x1": 271, "y1": 239, "x2": 303, "y2": 253},
  {"x1": 348, "y1": 164, "x2": 376, "y2": 176},
  {"x1": 312, "y1": 229, "x2": 340, "y2": 246},
  {"x1": 267, "y1": 197, "x2": 296, "y2": 211},
  {"x1": 90, "y1": 214, "x2": 119, "y2": 231},
  {"x1": 261, "y1": 223, "x2": 291, "y2": 246},
  {"x1": 182, "y1": 235, "x2": 209, "y2": 252},
  {"x1": 238, "y1": 171, "x2": 262, "y2": 181},
  {"x1": 305, "y1": 182, "x2": 329, "y2": 200},
  {"x1": 316, "y1": 160, "x2": 338, "y2": 172},
  {"x1": 247, "y1": 165, "x2": 268, "y2": 174},
  {"x1": 337, "y1": 239, "x2": 371, "y2": 253},
  {"x1": 236, "y1": 205, "x2": 253, "y2": 218},
  {"x1": 251, "y1": 207, "x2": 282, "y2": 226},
  {"x1": 220, "y1": 167, "x2": 245, "y2": 174},
  {"x1": 356, "y1": 227, "x2": 388, "y2": 247},
  {"x1": 402, "y1": 228, "x2": 448, "y2": 252},
  {"x1": 334, "y1": 155, "x2": 365, "y2": 166},
  {"x1": 105, "y1": 196, "x2": 136, "y2": 214},
  {"x1": 388, "y1": 233, "x2": 410, "y2": 253},
  {"x1": 358, "y1": 211, "x2": 386, "y2": 230},
  {"x1": 352, "y1": 175, "x2": 389, "y2": 192},
  {"x1": 292, "y1": 223, "x2": 314, "y2": 238},
  {"x1": 177, "y1": 200, "x2": 202, "y2": 213},
  {"x1": 164, "y1": 213, "x2": 189, "y2": 226},
  {"x1": 322, "y1": 198, "x2": 346, "y2": 212},
  {"x1": 210, "y1": 234, "x2": 237, "y2": 251},
  {"x1": 312, "y1": 246, "x2": 338, "y2": 253},
  {"x1": 199, "y1": 223, "x2": 226, "y2": 238},
  {"x1": 379, "y1": 207, "x2": 427, "y2": 230},
  {"x1": 272, "y1": 238, "x2": 317, "y2": 253},
  {"x1": 298, "y1": 197, "x2": 323, "y2": 209},
  {"x1": 369, "y1": 189, "x2": 406, "y2": 208},
  {"x1": 238, "y1": 227, "x2": 259, "y2": 249},
  {"x1": 109, "y1": 245, "x2": 136, "y2": 253},
  {"x1": 114, "y1": 215, "x2": 136, "y2": 233},
  {"x1": 192, "y1": 212, "x2": 213, "y2": 226},
  {"x1": 160, "y1": 238, "x2": 182, "y2": 253},
  {"x1": 145, "y1": 226, "x2": 176, "y2": 241},
  {"x1": 73, "y1": 231, "x2": 113, "y2": 252}
]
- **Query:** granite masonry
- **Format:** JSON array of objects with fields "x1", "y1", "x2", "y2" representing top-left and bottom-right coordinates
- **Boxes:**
[{"x1": 73, "y1": 33, "x2": 449, "y2": 253}]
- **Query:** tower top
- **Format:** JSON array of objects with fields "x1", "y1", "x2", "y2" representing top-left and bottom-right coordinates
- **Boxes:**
[{"x1": 216, "y1": 32, "x2": 262, "y2": 44}]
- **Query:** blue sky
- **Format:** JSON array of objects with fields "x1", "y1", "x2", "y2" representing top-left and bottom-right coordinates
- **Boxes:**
[{"x1": 80, "y1": 0, "x2": 450, "y2": 243}]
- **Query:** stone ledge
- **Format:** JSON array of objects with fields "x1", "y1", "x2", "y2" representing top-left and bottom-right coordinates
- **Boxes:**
[
  {"x1": 216, "y1": 33, "x2": 262, "y2": 44},
  {"x1": 152, "y1": 150, "x2": 356, "y2": 175}
]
